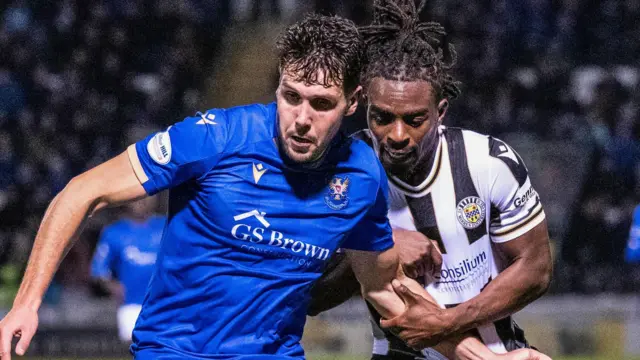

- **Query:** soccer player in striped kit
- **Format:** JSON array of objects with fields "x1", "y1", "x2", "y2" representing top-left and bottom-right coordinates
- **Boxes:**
[{"x1": 309, "y1": 1, "x2": 553, "y2": 359}]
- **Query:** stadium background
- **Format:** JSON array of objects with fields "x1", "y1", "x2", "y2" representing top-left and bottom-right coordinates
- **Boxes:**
[{"x1": 0, "y1": 0, "x2": 639, "y2": 359}]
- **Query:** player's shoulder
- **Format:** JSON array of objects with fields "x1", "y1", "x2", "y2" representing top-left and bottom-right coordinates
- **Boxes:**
[
  {"x1": 343, "y1": 130, "x2": 384, "y2": 181},
  {"x1": 446, "y1": 126, "x2": 530, "y2": 187},
  {"x1": 350, "y1": 129, "x2": 375, "y2": 148},
  {"x1": 220, "y1": 102, "x2": 277, "y2": 146},
  {"x1": 445, "y1": 127, "x2": 522, "y2": 166},
  {"x1": 443, "y1": 126, "x2": 490, "y2": 156},
  {"x1": 169, "y1": 102, "x2": 276, "y2": 158}
]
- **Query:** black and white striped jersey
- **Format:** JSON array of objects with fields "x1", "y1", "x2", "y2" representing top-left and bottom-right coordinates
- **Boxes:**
[{"x1": 357, "y1": 126, "x2": 545, "y2": 357}]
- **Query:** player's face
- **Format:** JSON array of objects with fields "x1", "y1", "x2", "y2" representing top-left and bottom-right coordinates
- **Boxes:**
[
  {"x1": 276, "y1": 69, "x2": 360, "y2": 164},
  {"x1": 367, "y1": 77, "x2": 448, "y2": 174}
]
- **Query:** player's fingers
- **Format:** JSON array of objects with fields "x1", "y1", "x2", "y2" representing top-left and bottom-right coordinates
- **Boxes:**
[
  {"x1": 0, "y1": 326, "x2": 14, "y2": 360},
  {"x1": 15, "y1": 327, "x2": 35, "y2": 356},
  {"x1": 379, "y1": 316, "x2": 400, "y2": 330},
  {"x1": 429, "y1": 246, "x2": 443, "y2": 277}
]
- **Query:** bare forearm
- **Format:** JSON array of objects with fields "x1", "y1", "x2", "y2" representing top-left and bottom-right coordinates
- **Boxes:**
[
  {"x1": 360, "y1": 254, "x2": 405, "y2": 319},
  {"x1": 450, "y1": 258, "x2": 550, "y2": 333},
  {"x1": 365, "y1": 274, "x2": 496, "y2": 359},
  {"x1": 14, "y1": 180, "x2": 97, "y2": 310}
]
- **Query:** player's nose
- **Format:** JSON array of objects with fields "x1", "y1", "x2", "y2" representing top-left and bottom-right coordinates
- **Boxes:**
[
  {"x1": 387, "y1": 121, "x2": 410, "y2": 149},
  {"x1": 294, "y1": 103, "x2": 312, "y2": 131}
]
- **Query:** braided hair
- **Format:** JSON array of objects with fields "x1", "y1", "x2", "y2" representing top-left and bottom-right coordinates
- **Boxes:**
[{"x1": 360, "y1": 0, "x2": 461, "y2": 101}]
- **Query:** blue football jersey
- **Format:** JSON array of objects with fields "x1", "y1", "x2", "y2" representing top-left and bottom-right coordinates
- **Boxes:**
[
  {"x1": 90, "y1": 215, "x2": 166, "y2": 305},
  {"x1": 626, "y1": 205, "x2": 640, "y2": 263},
  {"x1": 127, "y1": 102, "x2": 393, "y2": 359}
]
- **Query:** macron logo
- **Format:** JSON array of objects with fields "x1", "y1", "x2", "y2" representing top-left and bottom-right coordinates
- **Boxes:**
[
  {"x1": 196, "y1": 113, "x2": 217, "y2": 125},
  {"x1": 497, "y1": 145, "x2": 519, "y2": 164},
  {"x1": 252, "y1": 163, "x2": 267, "y2": 184},
  {"x1": 233, "y1": 210, "x2": 270, "y2": 228}
]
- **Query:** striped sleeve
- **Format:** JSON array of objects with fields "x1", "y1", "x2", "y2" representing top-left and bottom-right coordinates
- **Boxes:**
[{"x1": 487, "y1": 137, "x2": 545, "y2": 243}]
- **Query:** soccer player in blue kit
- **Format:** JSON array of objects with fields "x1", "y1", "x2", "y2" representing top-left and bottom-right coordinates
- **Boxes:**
[
  {"x1": 0, "y1": 13, "x2": 525, "y2": 360},
  {"x1": 90, "y1": 197, "x2": 166, "y2": 342},
  {"x1": 0, "y1": 14, "x2": 406, "y2": 360}
]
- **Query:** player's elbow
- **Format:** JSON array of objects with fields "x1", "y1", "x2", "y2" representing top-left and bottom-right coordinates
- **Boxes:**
[
  {"x1": 64, "y1": 176, "x2": 104, "y2": 214},
  {"x1": 529, "y1": 256, "x2": 552, "y2": 299}
]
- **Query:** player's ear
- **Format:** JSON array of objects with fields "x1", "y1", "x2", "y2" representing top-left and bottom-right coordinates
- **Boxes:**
[
  {"x1": 437, "y1": 98, "x2": 449, "y2": 124},
  {"x1": 345, "y1": 85, "x2": 362, "y2": 116}
]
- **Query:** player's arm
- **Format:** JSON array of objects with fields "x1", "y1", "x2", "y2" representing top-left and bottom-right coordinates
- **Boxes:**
[
  {"x1": 347, "y1": 248, "x2": 520, "y2": 360},
  {"x1": 0, "y1": 151, "x2": 146, "y2": 358},
  {"x1": 307, "y1": 229, "x2": 441, "y2": 316},
  {"x1": 0, "y1": 110, "x2": 228, "y2": 359},
  {"x1": 447, "y1": 221, "x2": 551, "y2": 334},
  {"x1": 445, "y1": 138, "x2": 552, "y2": 335}
]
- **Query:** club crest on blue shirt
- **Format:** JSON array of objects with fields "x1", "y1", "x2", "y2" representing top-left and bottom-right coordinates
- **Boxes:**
[
  {"x1": 324, "y1": 176, "x2": 350, "y2": 210},
  {"x1": 456, "y1": 196, "x2": 486, "y2": 229}
]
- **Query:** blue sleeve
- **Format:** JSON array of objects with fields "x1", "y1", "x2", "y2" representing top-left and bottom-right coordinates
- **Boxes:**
[
  {"x1": 341, "y1": 163, "x2": 394, "y2": 252},
  {"x1": 91, "y1": 226, "x2": 119, "y2": 279},
  {"x1": 129, "y1": 109, "x2": 229, "y2": 195},
  {"x1": 626, "y1": 206, "x2": 640, "y2": 263}
]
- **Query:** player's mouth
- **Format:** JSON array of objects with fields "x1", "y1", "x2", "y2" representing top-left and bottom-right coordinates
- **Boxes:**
[
  {"x1": 289, "y1": 135, "x2": 315, "y2": 152},
  {"x1": 380, "y1": 147, "x2": 417, "y2": 169},
  {"x1": 384, "y1": 148, "x2": 415, "y2": 161}
]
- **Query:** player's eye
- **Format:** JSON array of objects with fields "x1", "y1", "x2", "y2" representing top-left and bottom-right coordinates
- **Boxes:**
[
  {"x1": 406, "y1": 117, "x2": 427, "y2": 128},
  {"x1": 284, "y1": 91, "x2": 301, "y2": 105},
  {"x1": 310, "y1": 98, "x2": 335, "y2": 112},
  {"x1": 370, "y1": 111, "x2": 393, "y2": 126}
]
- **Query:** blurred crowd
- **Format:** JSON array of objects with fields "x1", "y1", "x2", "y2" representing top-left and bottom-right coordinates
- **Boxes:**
[
  {"x1": 0, "y1": 0, "x2": 639, "y2": 302},
  {"x1": 0, "y1": 0, "x2": 229, "y2": 301}
]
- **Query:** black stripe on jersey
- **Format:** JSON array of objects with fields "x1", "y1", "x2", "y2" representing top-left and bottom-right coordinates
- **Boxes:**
[
  {"x1": 488, "y1": 137, "x2": 528, "y2": 186},
  {"x1": 406, "y1": 194, "x2": 446, "y2": 254},
  {"x1": 445, "y1": 128, "x2": 487, "y2": 244},
  {"x1": 494, "y1": 316, "x2": 530, "y2": 351}
]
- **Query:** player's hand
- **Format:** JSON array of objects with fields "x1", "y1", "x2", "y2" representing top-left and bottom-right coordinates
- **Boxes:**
[
  {"x1": 497, "y1": 348, "x2": 552, "y2": 360},
  {"x1": 379, "y1": 279, "x2": 452, "y2": 349},
  {"x1": 393, "y1": 228, "x2": 442, "y2": 280},
  {"x1": 0, "y1": 306, "x2": 39, "y2": 359}
]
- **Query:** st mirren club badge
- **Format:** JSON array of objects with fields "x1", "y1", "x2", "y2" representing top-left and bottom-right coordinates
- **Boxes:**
[{"x1": 456, "y1": 196, "x2": 486, "y2": 229}]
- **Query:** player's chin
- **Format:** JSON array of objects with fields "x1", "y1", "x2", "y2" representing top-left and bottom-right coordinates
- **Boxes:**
[
  {"x1": 380, "y1": 151, "x2": 416, "y2": 175},
  {"x1": 284, "y1": 144, "x2": 319, "y2": 164}
]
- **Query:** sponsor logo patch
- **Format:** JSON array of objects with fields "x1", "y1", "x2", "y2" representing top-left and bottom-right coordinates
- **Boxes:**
[
  {"x1": 231, "y1": 210, "x2": 331, "y2": 264},
  {"x1": 456, "y1": 196, "x2": 486, "y2": 229},
  {"x1": 147, "y1": 131, "x2": 172, "y2": 165},
  {"x1": 513, "y1": 187, "x2": 538, "y2": 207}
]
